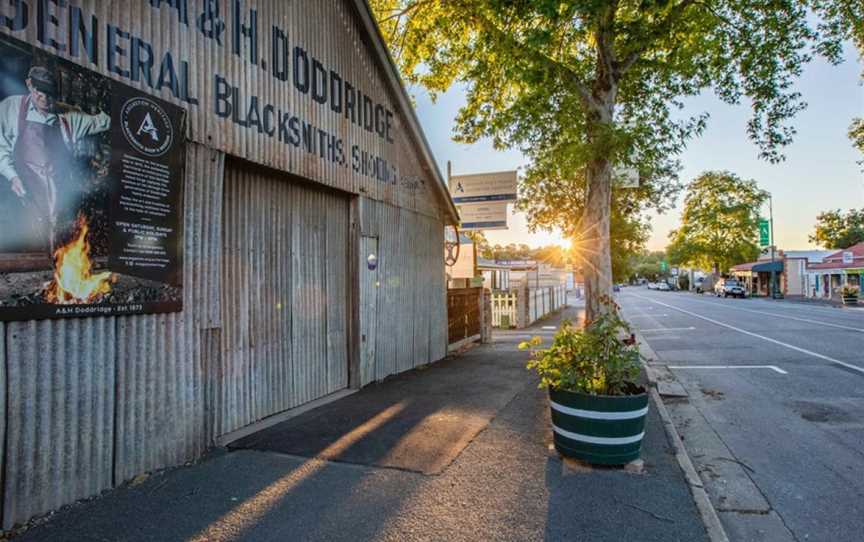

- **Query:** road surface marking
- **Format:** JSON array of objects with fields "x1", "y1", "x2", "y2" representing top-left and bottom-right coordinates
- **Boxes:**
[
  {"x1": 631, "y1": 294, "x2": 864, "y2": 375},
  {"x1": 542, "y1": 326, "x2": 557, "y2": 330},
  {"x1": 639, "y1": 327, "x2": 696, "y2": 332},
  {"x1": 668, "y1": 365, "x2": 788, "y2": 375},
  {"x1": 678, "y1": 297, "x2": 864, "y2": 333},
  {"x1": 629, "y1": 313, "x2": 669, "y2": 318}
]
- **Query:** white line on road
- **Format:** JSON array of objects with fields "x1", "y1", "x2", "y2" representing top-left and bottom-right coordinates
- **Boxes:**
[
  {"x1": 541, "y1": 326, "x2": 557, "y2": 330},
  {"x1": 668, "y1": 365, "x2": 788, "y2": 375},
  {"x1": 678, "y1": 297, "x2": 864, "y2": 333},
  {"x1": 631, "y1": 294, "x2": 864, "y2": 375},
  {"x1": 639, "y1": 327, "x2": 696, "y2": 332}
]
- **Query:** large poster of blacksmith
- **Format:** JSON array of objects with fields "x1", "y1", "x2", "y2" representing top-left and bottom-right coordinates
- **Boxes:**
[{"x1": 0, "y1": 33, "x2": 185, "y2": 321}]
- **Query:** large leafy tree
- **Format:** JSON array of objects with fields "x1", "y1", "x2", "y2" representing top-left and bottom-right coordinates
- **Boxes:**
[
  {"x1": 809, "y1": 208, "x2": 864, "y2": 249},
  {"x1": 371, "y1": 0, "x2": 860, "y2": 321},
  {"x1": 667, "y1": 172, "x2": 768, "y2": 274}
]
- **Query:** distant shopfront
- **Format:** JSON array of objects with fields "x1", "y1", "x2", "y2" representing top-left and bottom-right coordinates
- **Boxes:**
[{"x1": 807, "y1": 243, "x2": 864, "y2": 300}]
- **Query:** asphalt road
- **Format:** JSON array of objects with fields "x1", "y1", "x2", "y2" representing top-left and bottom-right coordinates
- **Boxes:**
[{"x1": 619, "y1": 289, "x2": 864, "y2": 542}]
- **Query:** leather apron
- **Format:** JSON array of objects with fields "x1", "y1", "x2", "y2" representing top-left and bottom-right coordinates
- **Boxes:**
[{"x1": 12, "y1": 96, "x2": 73, "y2": 253}]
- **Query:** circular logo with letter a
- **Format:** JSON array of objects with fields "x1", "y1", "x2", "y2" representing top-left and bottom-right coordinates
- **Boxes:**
[{"x1": 120, "y1": 97, "x2": 174, "y2": 157}]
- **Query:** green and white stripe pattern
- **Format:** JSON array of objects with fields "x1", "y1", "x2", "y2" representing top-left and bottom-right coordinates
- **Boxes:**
[{"x1": 549, "y1": 388, "x2": 649, "y2": 465}]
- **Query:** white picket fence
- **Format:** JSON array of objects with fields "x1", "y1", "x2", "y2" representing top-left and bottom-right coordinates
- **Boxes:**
[
  {"x1": 491, "y1": 285, "x2": 567, "y2": 328},
  {"x1": 491, "y1": 292, "x2": 518, "y2": 328}
]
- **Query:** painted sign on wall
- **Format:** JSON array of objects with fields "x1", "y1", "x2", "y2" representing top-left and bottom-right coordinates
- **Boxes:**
[
  {"x1": 0, "y1": 33, "x2": 185, "y2": 321},
  {"x1": 0, "y1": 0, "x2": 437, "y2": 212}
]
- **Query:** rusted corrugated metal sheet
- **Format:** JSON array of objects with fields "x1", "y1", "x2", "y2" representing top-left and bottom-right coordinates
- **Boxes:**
[
  {"x1": 359, "y1": 198, "x2": 447, "y2": 385},
  {"x1": 218, "y1": 162, "x2": 350, "y2": 436},
  {"x1": 113, "y1": 143, "x2": 220, "y2": 483},
  {"x1": 3, "y1": 318, "x2": 116, "y2": 530},
  {"x1": 0, "y1": 1, "x2": 455, "y2": 223}
]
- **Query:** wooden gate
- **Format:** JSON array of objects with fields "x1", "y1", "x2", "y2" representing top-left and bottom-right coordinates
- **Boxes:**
[{"x1": 447, "y1": 287, "x2": 482, "y2": 346}]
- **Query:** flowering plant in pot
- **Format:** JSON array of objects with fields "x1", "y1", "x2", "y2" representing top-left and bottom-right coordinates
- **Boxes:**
[
  {"x1": 837, "y1": 284, "x2": 860, "y2": 305},
  {"x1": 520, "y1": 296, "x2": 647, "y2": 465}
]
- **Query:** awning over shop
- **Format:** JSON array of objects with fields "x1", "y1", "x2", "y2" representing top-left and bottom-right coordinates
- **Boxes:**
[
  {"x1": 751, "y1": 261, "x2": 783, "y2": 273},
  {"x1": 731, "y1": 260, "x2": 783, "y2": 274}
]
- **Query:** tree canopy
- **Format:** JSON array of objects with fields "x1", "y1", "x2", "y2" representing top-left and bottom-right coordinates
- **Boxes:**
[
  {"x1": 809, "y1": 208, "x2": 864, "y2": 249},
  {"x1": 667, "y1": 171, "x2": 768, "y2": 273},
  {"x1": 370, "y1": 0, "x2": 862, "y2": 319}
]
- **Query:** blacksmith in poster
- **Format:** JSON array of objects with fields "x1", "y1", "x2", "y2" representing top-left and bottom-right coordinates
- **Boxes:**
[
  {"x1": 0, "y1": 33, "x2": 185, "y2": 321},
  {"x1": 0, "y1": 66, "x2": 111, "y2": 254}
]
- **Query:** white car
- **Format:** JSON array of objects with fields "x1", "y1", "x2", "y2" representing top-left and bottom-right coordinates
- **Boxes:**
[
  {"x1": 657, "y1": 282, "x2": 671, "y2": 291},
  {"x1": 647, "y1": 282, "x2": 657, "y2": 289}
]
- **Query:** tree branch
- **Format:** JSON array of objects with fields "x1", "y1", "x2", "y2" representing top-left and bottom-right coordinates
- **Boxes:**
[
  {"x1": 464, "y1": 5, "x2": 599, "y2": 110},
  {"x1": 618, "y1": 0, "x2": 698, "y2": 75}
]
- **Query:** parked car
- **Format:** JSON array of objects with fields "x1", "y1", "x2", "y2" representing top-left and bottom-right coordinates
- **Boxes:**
[
  {"x1": 714, "y1": 278, "x2": 745, "y2": 298},
  {"x1": 657, "y1": 282, "x2": 671, "y2": 291},
  {"x1": 647, "y1": 282, "x2": 657, "y2": 290}
]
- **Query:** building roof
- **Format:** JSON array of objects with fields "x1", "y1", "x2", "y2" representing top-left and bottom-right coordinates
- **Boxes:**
[
  {"x1": 807, "y1": 242, "x2": 864, "y2": 271},
  {"x1": 477, "y1": 258, "x2": 510, "y2": 269},
  {"x1": 782, "y1": 250, "x2": 834, "y2": 263},
  {"x1": 355, "y1": 1, "x2": 459, "y2": 224},
  {"x1": 823, "y1": 242, "x2": 864, "y2": 262}
]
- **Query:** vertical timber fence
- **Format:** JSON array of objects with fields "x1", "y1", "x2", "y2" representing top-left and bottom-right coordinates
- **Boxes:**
[
  {"x1": 492, "y1": 285, "x2": 567, "y2": 329},
  {"x1": 447, "y1": 288, "x2": 483, "y2": 349}
]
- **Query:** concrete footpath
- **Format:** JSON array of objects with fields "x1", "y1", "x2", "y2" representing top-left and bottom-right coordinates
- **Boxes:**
[{"x1": 13, "y1": 304, "x2": 710, "y2": 542}]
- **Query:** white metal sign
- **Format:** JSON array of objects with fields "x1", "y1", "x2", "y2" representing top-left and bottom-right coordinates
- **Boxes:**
[
  {"x1": 843, "y1": 251, "x2": 854, "y2": 264},
  {"x1": 449, "y1": 170, "x2": 518, "y2": 203},
  {"x1": 457, "y1": 202, "x2": 509, "y2": 231}
]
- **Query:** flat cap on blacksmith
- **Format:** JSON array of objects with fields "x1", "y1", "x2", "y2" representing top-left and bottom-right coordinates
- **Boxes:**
[{"x1": 27, "y1": 66, "x2": 58, "y2": 98}]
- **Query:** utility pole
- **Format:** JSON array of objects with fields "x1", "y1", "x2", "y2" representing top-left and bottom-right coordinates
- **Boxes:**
[{"x1": 769, "y1": 194, "x2": 777, "y2": 298}]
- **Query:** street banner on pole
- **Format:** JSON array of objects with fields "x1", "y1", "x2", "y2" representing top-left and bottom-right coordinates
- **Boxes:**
[
  {"x1": 758, "y1": 219, "x2": 771, "y2": 247},
  {"x1": 449, "y1": 170, "x2": 518, "y2": 204},
  {"x1": 457, "y1": 202, "x2": 509, "y2": 231}
]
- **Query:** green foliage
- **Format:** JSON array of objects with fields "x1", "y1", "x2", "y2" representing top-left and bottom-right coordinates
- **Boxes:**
[
  {"x1": 850, "y1": 118, "x2": 864, "y2": 166},
  {"x1": 370, "y1": 0, "x2": 862, "y2": 319},
  {"x1": 520, "y1": 297, "x2": 641, "y2": 396},
  {"x1": 631, "y1": 250, "x2": 667, "y2": 280},
  {"x1": 809, "y1": 208, "x2": 864, "y2": 249},
  {"x1": 667, "y1": 171, "x2": 767, "y2": 273},
  {"x1": 517, "y1": 163, "x2": 657, "y2": 282}
]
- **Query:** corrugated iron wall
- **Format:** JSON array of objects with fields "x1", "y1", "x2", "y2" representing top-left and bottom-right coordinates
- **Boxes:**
[
  {"x1": 218, "y1": 162, "x2": 350, "y2": 436},
  {"x1": 1, "y1": 143, "x2": 222, "y2": 529},
  {"x1": 359, "y1": 198, "x2": 447, "y2": 385},
  {"x1": 0, "y1": 0, "x2": 454, "y2": 529},
  {"x1": 3, "y1": 318, "x2": 116, "y2": 529}
]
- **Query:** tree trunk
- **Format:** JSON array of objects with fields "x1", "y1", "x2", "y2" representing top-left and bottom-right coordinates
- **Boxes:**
[{"x1": 582, "y1": 155, "x2": 614, "y2": 322}]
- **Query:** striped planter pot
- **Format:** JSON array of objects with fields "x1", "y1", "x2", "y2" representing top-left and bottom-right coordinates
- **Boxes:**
[{"x1": 549, "y1": 387, "x2": 648, "y2": 465}]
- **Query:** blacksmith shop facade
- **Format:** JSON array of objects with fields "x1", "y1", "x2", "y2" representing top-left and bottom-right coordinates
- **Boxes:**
[{"x1": 0, "y1": 0, "x2": 457, "y2": 528}]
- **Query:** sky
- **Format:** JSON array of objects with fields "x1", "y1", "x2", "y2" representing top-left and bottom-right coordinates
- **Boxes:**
[{"x1": 412, "y1": 45, "x2": 864, "y2": 253}]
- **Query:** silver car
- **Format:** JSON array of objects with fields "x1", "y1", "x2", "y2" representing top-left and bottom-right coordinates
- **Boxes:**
[{"x1": 715, "y1": 278, "x2": 745, "y2": 298}]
